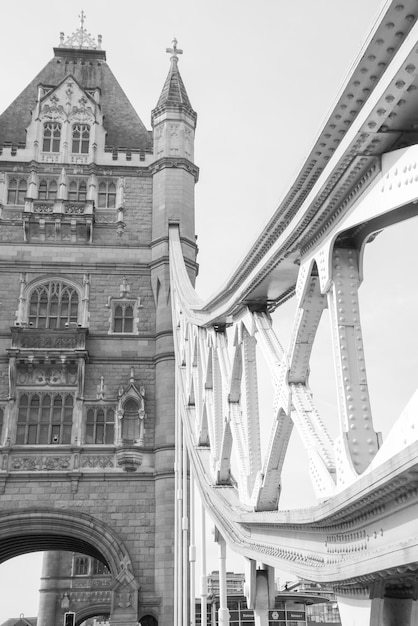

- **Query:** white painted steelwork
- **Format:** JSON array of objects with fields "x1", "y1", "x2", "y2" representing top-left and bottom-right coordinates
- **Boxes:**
[{"x1": 171, "y1": 1, "x2": 418, "y2": 623}]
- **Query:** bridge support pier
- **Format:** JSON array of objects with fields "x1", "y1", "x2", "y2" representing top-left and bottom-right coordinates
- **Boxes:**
[
  {"x1": 336, "y1": 592, "x2": 373, "y2": 626},
  {"x1": 244, "y1": 560, "x2": 275, "y2": 626},
  {"x1": 337, "y1": 585, "x2": 418, "y2": 626},
  {"x1": 214, "y1": 528, "x2": 230, "y2": 626}
]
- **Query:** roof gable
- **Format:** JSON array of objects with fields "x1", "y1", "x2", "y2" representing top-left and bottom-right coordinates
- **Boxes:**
[{"x1": 0, "y1": 48, "x2": 152, "y2": 152}]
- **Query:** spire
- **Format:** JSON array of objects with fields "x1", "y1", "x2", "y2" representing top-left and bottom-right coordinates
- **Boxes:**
[
  {"x1": 152, "y1": 38, "x2": 196, "y2": 121},
  {"x1": 59, "y1": 11, "x2": 102, "y2": 50}
]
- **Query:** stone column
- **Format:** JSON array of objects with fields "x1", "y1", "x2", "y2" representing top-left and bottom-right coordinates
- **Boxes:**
[
  {"x1": 214, "y1": 529, "x2": 230, "y2": 626},
  {"x1": 37, "y1": 552, "x2": 62, "y2": 626}
]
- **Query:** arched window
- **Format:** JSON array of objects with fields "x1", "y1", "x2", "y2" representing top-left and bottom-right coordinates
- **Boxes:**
[
  {"x1": 7, "y1": 178, "x2": 27, "y2": 205},
  {"x1": 113, "y1": 304, "x2": 134, "y2": 333},
  {"x1": 74, "y1": 556, "x2": 89, "y2": 576},
  {"x1": 68, "y1": 180, "x2": 87, "y2": 202},
  {"x1": 122, "y1": 398, "x2": 140, "y2": 443},
  {"x1": 92, "y1": 559, "x2": 110, "y2": 575},
  {"x1": 86, "y1": 407, "x2": 115, "y2": 444},
  {"x1": 38, "y1": 179, "x2": 58, "y2": 201},
  {"x1": 72, "y1": 124, "x2": 90, "y2": 154},
  {"x1": 28, "y1": 281, "x2": 79, "y2": 329},
  {"x1": 98, "y1": 181, "x2": 116, "y2": 208},
  {"x1": 16, "y1": 392, "x2": 73, "y2": 444},
  {"x1": 43, "y1": 122, "x2": 61, "y2": 152}
]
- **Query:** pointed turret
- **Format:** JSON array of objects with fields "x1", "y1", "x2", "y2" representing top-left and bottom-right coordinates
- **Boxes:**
[
  {"x1": 152, "y1": 38, "x2": 196, "y2": 122},
  {"x1": 151, "y1": 38, "x2": 197, "y2": 163},
  {"x1": 150, "y1": 41, "x2": 198, "y2": 619}
]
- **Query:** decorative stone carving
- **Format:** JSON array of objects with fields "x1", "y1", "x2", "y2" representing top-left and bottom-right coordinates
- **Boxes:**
[
  {"x1": 23, "y1": 199, "x2": 94, "y2": 244},
  {"x1": 115, "y1": 446, "x2": 143, "y2": 472},
  {"x1": 111, "y1": 556, "x2": 139, "y2": 623},
  {"x1": 70, "y1": 96, "x2": 95, "y2": 123},
  {"x1": 117, "y1": 368, "x2": 146, "y2": 445},
  {"x1": 10, "y1": 455, "x2": 72, "y2": 471},
  {"x1": 16, "y1": 363, "x2": 77, "y2": 386},
  {"x1": 81, "y1": 455, "x2": 115, "y2": 469},
  {"x1": 10, "y1": 328, "x2": 87, "y2": 352},
  {"x1": 115, "y1": 369, "x2": 146, "y2": 472},
  {"x1": 41, "y1": 95, "x2": 66, "y2": 122}
]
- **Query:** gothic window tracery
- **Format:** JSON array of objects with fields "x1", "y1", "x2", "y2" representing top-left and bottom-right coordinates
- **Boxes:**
[
  {"x1": 92, "y1": 559, "x2": 110, "y2": 575},
  {"x1": 16, "y1": 392, "x2": 73, "y2": 444},
  {"x1": 98, "y1": 181, "x2": 116, "y2": 208},
  {"x1": 68, "y1": 179, "x2": 87, "y2": 202},
  {"x1": 122, "y1": 398, "x2": 140, "y2": 442},
  {"x1": 73, "y1": 555, "x2": 110, "y2": 576},
  {"x1": 107, "y1": 278, "x2": 141, "y2": 335},
  {"x1": 7, "y1": 178, "x2": 27, "y2": 205},
  {"x1": 38, "y1": 179, "x2": 58, "y2": 201},
  {"x1": 86, "y1": 406, "x2": 115, "y2": 444},
  {"x1": 28, "y1": 281, "x2": 79, "y2": 329},
  {"x1": 43, "y1": 122, "x2": 61, "y2": 152},
  {"x1": 72, "y1": 124, "x2": 90, "y2": 154},
  {"x1": 113, "y1": 303, "x2": 134, "y2": 333},
  {"x1": 74, "y1": 556, "x2": 89, "y2": 576}
]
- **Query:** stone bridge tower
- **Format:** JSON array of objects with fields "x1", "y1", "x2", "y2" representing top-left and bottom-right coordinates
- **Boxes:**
[{"x1": 0, "y1": 18, "x2": 197, "y2": 626}]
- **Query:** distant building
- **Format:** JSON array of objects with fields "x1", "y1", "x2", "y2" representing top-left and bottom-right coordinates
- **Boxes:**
[
  {"x1": 1, "y1": 618, "x2": 37, "y2": 626},
  {"x1": 196, "y1": 572, "x2": 340, "y2": 625}
]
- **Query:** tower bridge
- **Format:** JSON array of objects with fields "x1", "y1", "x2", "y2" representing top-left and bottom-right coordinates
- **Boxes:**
[{"x1": 0, "y1": 2, "x2": 418, "y2": 626}]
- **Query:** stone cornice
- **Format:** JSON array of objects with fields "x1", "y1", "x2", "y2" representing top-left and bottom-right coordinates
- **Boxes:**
[{"x1": 150, "y1": 157, "x2": 199, "y2": 182}]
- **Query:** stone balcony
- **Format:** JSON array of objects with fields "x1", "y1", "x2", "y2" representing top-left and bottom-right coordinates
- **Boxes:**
[
  {"x1": 8, "y1": 326, "x2": 88, "y2": 360},
  {"x1": 7, "y1": 327, "x2": 88, "y2": 396},
  {"x1": 22, "y1": 198, "x2": 94, "y2": 243}
]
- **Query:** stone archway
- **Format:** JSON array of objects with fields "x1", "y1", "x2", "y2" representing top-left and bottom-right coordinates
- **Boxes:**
[
  {"x1": 139, "y1": 616, "x2": 158, "y2": 626},
  {"x1": 75, "y1": 606, "x2": 110, "y2": 626},
  {"x1": 0, "y1": 508, "x2": 139, "y2": 626}
]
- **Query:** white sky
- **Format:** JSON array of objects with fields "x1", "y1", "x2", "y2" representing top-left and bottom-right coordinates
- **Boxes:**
[{"x1": 2, "y1": 0, "x2": 418, "y2": 620}]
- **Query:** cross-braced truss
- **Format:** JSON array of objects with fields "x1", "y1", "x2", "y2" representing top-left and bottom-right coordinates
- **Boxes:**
[
  {"x1": 171, "y1": 3, "x2": 418, "y2": 621},
  {"x1": 170, "y1": 151, "x2": 418, "y2": 591}
]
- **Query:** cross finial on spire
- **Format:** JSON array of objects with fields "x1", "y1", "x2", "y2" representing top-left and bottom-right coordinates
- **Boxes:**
[
  {"x1": 79, "y1": 10, "x2": 86, "y2": 46},
  {"x1": 166, "y1": 38, "x2": 183, "y2": 62},
  {"x1": 59, "y1": 12, "x2": 102, "y2": 50}
]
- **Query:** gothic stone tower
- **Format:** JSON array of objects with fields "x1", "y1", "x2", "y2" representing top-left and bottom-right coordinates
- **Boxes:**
[{"x1": 0, "y1": 21, "x2": 197, "y2": 626}]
